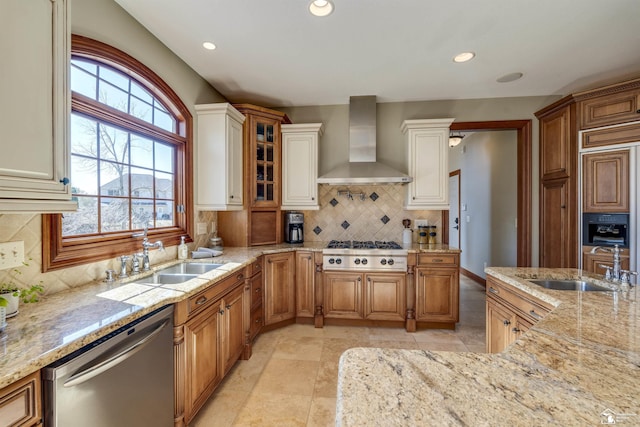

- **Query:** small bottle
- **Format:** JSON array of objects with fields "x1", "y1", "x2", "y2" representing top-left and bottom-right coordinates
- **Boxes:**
[{"x1": 178, "y1": 236, "x2": 188, "y2": 260}]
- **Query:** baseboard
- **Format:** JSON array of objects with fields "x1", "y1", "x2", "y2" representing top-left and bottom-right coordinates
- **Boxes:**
[{"x1": 460, "y1": 267, "x2": 486, "y2": 287}]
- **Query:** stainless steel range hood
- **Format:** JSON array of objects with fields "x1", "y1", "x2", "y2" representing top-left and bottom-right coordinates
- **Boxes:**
[{"x1": 317, "y1": 96, "x2": 412, "y2": 185}]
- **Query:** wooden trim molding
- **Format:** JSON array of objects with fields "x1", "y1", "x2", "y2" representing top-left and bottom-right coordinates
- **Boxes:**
[
  {"x1": 460, "y1": 267, "x2": 486, "y2": 287},
  {"x1": 42, "y1": 35, "x2": 193, "y2": 271},
  {"x1": 449, "y1": 120, "x2": 532, "y2": 267}
]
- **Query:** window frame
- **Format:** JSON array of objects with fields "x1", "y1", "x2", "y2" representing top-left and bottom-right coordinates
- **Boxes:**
[{"x1": 42, "y1": 35, "x2": 193, "y2": 272}]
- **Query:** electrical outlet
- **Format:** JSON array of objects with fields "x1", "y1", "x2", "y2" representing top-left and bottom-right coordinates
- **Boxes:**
[
  {"x1": 414, "y1": 219, "x2": 428, "y2": 228},
  {"x1": 196, "y1": 222, "x2": 207, "y2": 235},
  {"x1": 0, "y1": 241, "x2": 24, "y2": 270}
]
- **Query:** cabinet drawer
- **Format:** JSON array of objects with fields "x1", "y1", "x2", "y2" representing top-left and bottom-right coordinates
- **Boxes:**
[
  {"x1": 418, "y1": 253, "x2": 459, "y2": 267},
  {"x1": 579, "y1": 88, "x2": 640, "y2": 129},
  {"x1": 249, "y1": 305, "x2": 263, "y2": 339},
  {"x1": 187, "y1": 271, "x2": 245, "y2": 318},
  {"x1": 249, "y1": 258, "x2": 263, "y2": 276},
  {"x1": 251, "y1": 276, "x2": 263, "y2": 307},
  {"x1": 0, "y1": 371, "x2": 41, "y2": 427},
  {"x1": 486, "y1": 278, "x2": 550, "y2": 323}
]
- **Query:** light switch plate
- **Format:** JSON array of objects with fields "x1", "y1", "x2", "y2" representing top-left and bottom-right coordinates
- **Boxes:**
[
  {"x1": 0, "y1": 241, "x2": 24, "y2": 270},
  {"x1": 196, "y1": 222, "x2": 207, "y2": 235}
]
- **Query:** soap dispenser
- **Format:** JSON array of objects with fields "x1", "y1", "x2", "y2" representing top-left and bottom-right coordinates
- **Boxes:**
[{"x1": 178, "y1": 236, "x2": 188, "y2": 260}]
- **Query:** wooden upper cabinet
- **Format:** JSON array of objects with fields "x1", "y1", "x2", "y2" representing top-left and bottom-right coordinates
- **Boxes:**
[
  {"x1": 579, "y1": 86, "x2": 640, "y2": 130},
  {"x1": 538, "y1": 102, "x2": 575, "y2": 180},
  {"x1": 583, "y1": 149, "x2": 630, "y2": 213}
]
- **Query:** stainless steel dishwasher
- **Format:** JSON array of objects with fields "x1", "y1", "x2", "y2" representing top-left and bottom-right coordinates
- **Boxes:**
[{"x1": 43, "y1": 305, "x2": 174, "y2": 427}]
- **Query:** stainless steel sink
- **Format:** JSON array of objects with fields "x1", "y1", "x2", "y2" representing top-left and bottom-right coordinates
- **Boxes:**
[
  {"x1": 157, "y1": 263, "x2": 223, "y2": 275},
  {"x1": 135, "y1": 273, "x2": 200, "y2": 285},
  {"x1": 529, "y1": 279, "x2": 612, "y2": 292}
]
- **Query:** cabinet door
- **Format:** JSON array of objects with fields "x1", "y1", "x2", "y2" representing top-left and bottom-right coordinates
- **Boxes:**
[
  {"x1": 264, "y1": 252, "x2": 295, "y2": 325},
  {"x1": 184, "y1": 304, "x2": 222, "y2": 418},
  {"x1": 251, "y1": 116, "x2": 280, "y2": 207},
  {"x1": 363, "y1": 273, "x2": 406, "y2": 321},
  {"x1": 194, "y1": 103, "x2": 245, "y2": 210},
  {"x1": 222, "y1": 285, "x2": 245, "y2": 374},
  {"x1": 486, "y1": 299, "x2": 517, "y2": 353},
  {"x1": 295, "y1": 251, "x2": 315, "y2": 318},
  {"x1": 583, "y1": 150, "x2": 629, "y2": 213},
  {"x1": 0, "y1": 371, "x2": 41, "y2": 427},
  {"x1": 415, "y1": 267, "x2": 459, "y2": 323},
  {"x1": 250, "y1": 209, "x2": 279, "y2": 246},
  {"x1": 281, "y1": 124, "x2": 322, "y2": 210},
  {"x1": 540, "y1": 178, "x2": 577, "y2": 268},
  {"x1": 0, "y1": 0, "x2": 74, "y2": 209},
  {"x1": 540, "y1": 104, "x2": 573, "y2": 179},
  {"x1": 579, "y1": 89, "x2": 640, "y2": 130},
  {"x1": 403, "y1": 120, "x2": 453, "y2": 210},
  {"x1": 323, "y1": 272, "x2": 364, "y2": 319}
]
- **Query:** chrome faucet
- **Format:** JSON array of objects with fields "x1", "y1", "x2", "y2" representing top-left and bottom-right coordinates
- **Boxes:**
[
  {"x1": 132, "y1": 226, "x2": 164, "y2": 271},
  {"x1": 599, "y1": 245, "x2": 638, "y2": 287},
  {"x1": 612, "y1": 245, "x2": 622, "y2": 281}
]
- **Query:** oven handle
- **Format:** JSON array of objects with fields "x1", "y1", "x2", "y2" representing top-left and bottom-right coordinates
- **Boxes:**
[{"x1": 63, "y1": 318, "x2": 170, "y2": 388}]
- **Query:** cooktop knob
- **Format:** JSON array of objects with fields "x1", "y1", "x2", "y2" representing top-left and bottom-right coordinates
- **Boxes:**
[
  {"x1": 354, "y1": 258, "x2": 361, "y2": 265},
  {"x1": 361, "y1": 258, "x2": 368, "y2": 265},
  {"x1": 336, "y1": 258, "x2": 342, "y2": 264},
  {"x1": 329, "y1": 258, "x2": 335, "y2": 264},
  {"x1": 380, "y1": 259, "x2": 387, "y2": 265},
  {"x1": 388, "y1": 259, "x2": 394, "y2": 265}
]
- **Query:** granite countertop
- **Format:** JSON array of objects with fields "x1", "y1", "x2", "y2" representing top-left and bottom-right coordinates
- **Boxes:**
[
  {"x1": 0, "y1": 242, "x2": 460, "y2": 390},
  {"x1": 337, "y1": 267, "x2": 640, "y2": 426}
]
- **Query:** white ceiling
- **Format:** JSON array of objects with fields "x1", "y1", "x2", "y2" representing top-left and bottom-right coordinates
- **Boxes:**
[{"x1": 114, "y1": 0, "x2": 640, "y2": 107}]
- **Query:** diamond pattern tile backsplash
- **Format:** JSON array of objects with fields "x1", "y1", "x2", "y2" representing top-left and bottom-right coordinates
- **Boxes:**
[{"x1": 302, "y1": 184, "x2": 442, "y2": 243}]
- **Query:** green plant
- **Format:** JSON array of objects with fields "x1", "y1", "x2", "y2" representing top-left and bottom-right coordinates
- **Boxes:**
[{"x1": 0, "y1": 261, "x2": 44, "y2": 306}]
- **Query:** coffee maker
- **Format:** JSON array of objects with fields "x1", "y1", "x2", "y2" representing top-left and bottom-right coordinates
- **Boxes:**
[{"x1": 284, "y1": 212, "x2": 304, "y2": 244}]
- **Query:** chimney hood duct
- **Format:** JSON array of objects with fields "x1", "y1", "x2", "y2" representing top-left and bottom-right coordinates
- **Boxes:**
[{"x1": 317, "y1": 96, "x2": 412, "y2": 185}]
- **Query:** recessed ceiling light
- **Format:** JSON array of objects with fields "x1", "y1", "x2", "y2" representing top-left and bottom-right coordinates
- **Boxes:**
[
  {"x1": 202, "y1": 41, "x2": 216, "y2": 50},
  {"x1": 309, "y1": 0, "x2": 334, "y2": 17},
  {"x1": 497, "y1": 72, "x2": 524, "y2": 83},
  {"x1": 453, "y1": 52, "x2": 475, "y2": 63}
]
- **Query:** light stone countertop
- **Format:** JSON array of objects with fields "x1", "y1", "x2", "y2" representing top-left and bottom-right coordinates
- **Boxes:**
[
  {"x1": 336, "y1": 267, "x2": 640, "y2": 426},
  {"x1": 0, "y1": 242, "x2": 460, "y2": 389}
]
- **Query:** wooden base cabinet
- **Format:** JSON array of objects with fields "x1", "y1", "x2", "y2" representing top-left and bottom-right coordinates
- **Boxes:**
[
  {"x1": 485, "y1": 275, "x2": 551, "y2": 353},
  {"x1": 323, "y1": 272, "x2": 364, "y2": 320},
  {"x1": 0, "y1": 371, "x2": 42, "y2": 427},
  {"x1": 264, "y1": 252, "x2": 295, "y2": 325},
  {"x1": 415, "y1": 253, "x2": 460, "y2": 326},
  {"x1": 174, "y1": 271, "x2": 247, "y2": 425},
  {"x1": 247, "y1": 257, "x2": 264, "y2": 343},
  {"x1": 295, "y1": 251, "x2": 316, "y2": 318},
  {"x1": 364, "y1": 273, "x2": 406, "y2": 321}
]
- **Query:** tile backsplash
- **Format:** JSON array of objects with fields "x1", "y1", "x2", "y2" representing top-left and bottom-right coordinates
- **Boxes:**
[
  {"x1": 0, "y1": 211, "x2": 216, "y2": 296},
  {"x1": 300, "y1": 184, "x2": 442, "y2": 243}
]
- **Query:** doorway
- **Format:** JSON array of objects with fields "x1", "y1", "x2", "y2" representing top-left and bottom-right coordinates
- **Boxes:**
[
  {"x1": 442, "y1": 120, "x2": 532, "y2": 267},
  {"x1": 448, "y1": 170, "x2": 461, "y2": 249}
]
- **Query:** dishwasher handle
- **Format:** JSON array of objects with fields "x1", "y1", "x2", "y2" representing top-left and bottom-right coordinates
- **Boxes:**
[{"x1": 64, "y1": 318, "x2": 170, "y2": 388}]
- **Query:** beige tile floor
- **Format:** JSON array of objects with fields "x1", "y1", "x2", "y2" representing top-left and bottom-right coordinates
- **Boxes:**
[{"x1": 190, "y1": 276, "x2": 486, "y2": 427}]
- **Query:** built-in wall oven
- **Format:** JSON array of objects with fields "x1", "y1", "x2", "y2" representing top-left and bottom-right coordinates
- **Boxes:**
[
  {"x1": 43, "y1": 305, "x2": 174, "y2": 427},
  {"x1": 582, "y1": 213, "x2": 630, "y2": 248}
]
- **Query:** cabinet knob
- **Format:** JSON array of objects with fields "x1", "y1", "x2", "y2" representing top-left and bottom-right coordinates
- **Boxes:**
[
  {"x1": 255, "y1": 288, "x2": 261, "y2": 293},
  {"x1": 226, "y1": 304, "x2": 232, "y2": 310},
  {"x1": 503, "y1": 319, "x2": 511, "y2": 326},
  {"x1": 230, "y1": 195, "x2": 234, "y2": 199},
  {"x1": 311, "y1": 197, "x2": 315, "y2": 200},
  {"x1": 488, "y1": 287, "x2": 499, "y2": 295},
  {"x1": 60, "y1": 177, "x2": 70, "y2": 185},
  {"x1": 636, "y1": 109, "x2": 640, "y2": 114},
  {"x1": 512, "y1": 327, "x2": 521, "y2": 333},
  {"x1": 219, "y1": 309, "x2": 225, "y2": 315}
]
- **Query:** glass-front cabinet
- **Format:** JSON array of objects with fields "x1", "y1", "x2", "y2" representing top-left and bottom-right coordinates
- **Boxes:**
[
  {"x1": 253, "y1": 118, "x2": 278, "y2": 207},
  {"x1": 217, "y1": 104, "x2": 288, "y2": 246}
]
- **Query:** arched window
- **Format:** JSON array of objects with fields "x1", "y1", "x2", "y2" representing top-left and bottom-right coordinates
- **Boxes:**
[{"x1": 43, "y1": 35, "x2": 192, "y2": 271}]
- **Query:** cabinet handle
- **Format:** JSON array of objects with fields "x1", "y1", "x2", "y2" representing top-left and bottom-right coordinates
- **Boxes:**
[
  {"x1": 60, "y1": 177, "x2": 70, "y2": 185},
  {"x1": 488, "y1": 287, "x2": 499, "y2": 295},
  {"x1": 512, "y1": 327, "x2": 521, "y2": 333},
  {"x1": 503, "y1": 319, "x2": 511, "y2": 326},
  {"x1": 432, "y1": 259, "x2": 443, "y2": 263},
  {"x1": 268, "y1": 259, "x2": 272, "y2": 264},
  {"x1": 367, "y1": 277, "x2": 371, "y2": 283},
  {"x1": 230, "y1": 195, "x2": 234, "y2": 199},
  {"x1": 226, "y1": 304, "x2": 232, "y2": 310},
  {"x1": 311, "y1": 197, "x2": 315, "y2": 200},
  {"x1": 255, "y1": 288, "x2": 261, "y2": 293},
  {"x1": 529, "y1": 310, "x2": 543, "y2": 320},
  {"x1": 357, "y1": 277, "x2": 362, "y2": 282},
  {"x1": 219, "y1": 309, "x2": 225, "y2": 315},
  {"x1": 255, "y1": 317, "x2": 261, "y2": 323},
  {"x1": 195, "y1": 296, "x2": 207, "y2": 305},
  {"x1": 237, "y1": 274, "x2": 244, "y2": 280},
  {"x1": 636, "y1": 109, "x2": 640, "y2": 114}
]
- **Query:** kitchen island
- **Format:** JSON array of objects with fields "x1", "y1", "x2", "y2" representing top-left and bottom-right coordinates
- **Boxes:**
[{"x1": 336, "y1": 267, "x2": 640, "y2": 426}]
